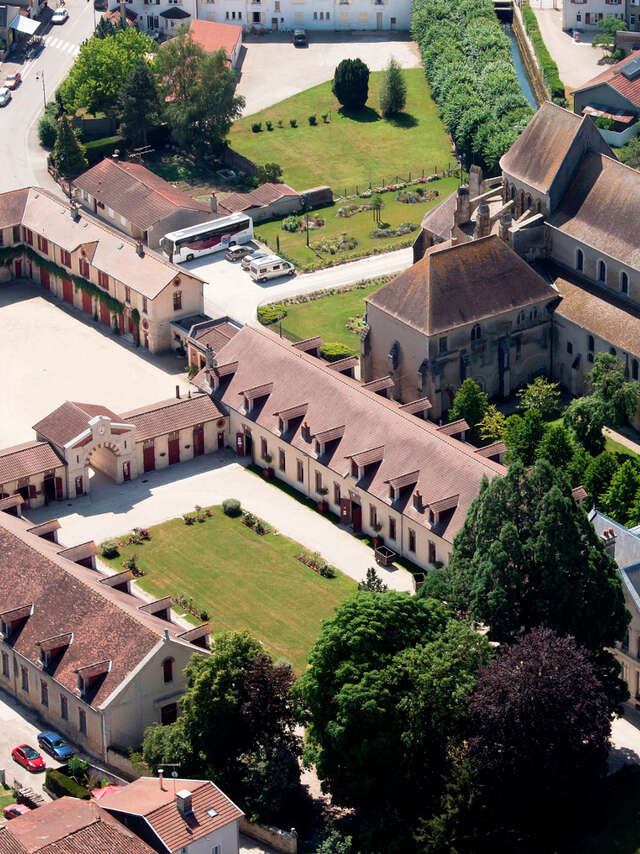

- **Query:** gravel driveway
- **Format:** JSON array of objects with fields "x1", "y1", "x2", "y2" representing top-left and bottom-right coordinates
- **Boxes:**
[{"x1": 236, "y1": 31, "x2": 421, "y2": 115}]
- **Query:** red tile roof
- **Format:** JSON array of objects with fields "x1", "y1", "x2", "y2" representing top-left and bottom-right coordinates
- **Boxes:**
[
  {"x1": 0, "y1": 441, "x2": 64, "y2": 483},
  {"x1": 219, "y1": 183, "x2": 299, "y2": 214},
  {"x1": 33, "y1": 402, "x2": 123, "y2": 448},
  {"x1": 367, "y1": 234, "x2": 559, "y2": 335},
  {"x1": 99, "y1": 778, "x2": 243, "y2": 851},
  {"x1": 4, "y1": 798, "x2": 155, "y2": 854},
  {"x1": 189, "y1": 19, "x2": 241, "y2": 59},
  {"x1": 120, "y1": 395, "x2": 224, "y2": 442},
  {"x1": 575, "y1": 49, "x2": 640, "y2": 107},
  {"x1": 74, "y1": 159, "x2": 210, "y2": 231},
  {"x1": 193, "y1": 326, "x2": 505, "y2": 543}
]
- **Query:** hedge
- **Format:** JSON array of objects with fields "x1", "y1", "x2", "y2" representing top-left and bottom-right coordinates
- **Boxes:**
[
  {"x1": 521, "y1": 4, "x2": 567, "y2": 105},
  {"x1": 257, "y1": 304, "x2": 287, "y2": 325},
  {"x1": 45, "y1": 768, "x2": 91, "y2": 800},
  {"x1": 412, "y1": 0, "x2": 534, "y2": 172},
  {"x1": 320, "y1": 342, "x2": 353, "y2": 362},
  {"x1": 83, "y1": 134, "x2": 124, "y2": 165}
]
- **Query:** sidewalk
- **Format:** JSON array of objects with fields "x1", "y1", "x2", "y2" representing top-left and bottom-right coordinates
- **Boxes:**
[
  {"x1": 604, "y1": 426, "x2": 640, "y2": 458},
  {"x1": 25, "y1": 452, "x2": 414, "y2": 593}
]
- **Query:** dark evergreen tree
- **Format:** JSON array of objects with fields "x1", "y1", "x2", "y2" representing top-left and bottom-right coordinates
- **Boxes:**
[
  {"x1": 118, "y1": 60, "x2": 161, "y2": 147},
  {"x1": 53, "y1": 115, "x2": 88, "y2": 176},
  {"x1": 380, "y1": 56, "x2": 407, "y2": 117},
  {"x1": 332, "y1": 58, "x2": 370, "y2": 111}
]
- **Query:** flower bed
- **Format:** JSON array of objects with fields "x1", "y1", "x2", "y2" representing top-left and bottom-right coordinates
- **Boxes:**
[
  {"x1": 120, "y1": 554, "x2": 146, "y2": 577},
  {"x1": 242, "y1": 511, "x2": 273, "y2": 536},
  {"x1": 346, "y1": 313, "x2": 367, "y2": 334},
  {"x1": 337, "y1": 203, "x2": 376, "y2": 218},
  {"x1": 174, "y1": 593, "x2": 209, "y2": 621},
  {"x1": 183, "y1": 505, "x2": 213, "y2": 525},
  {"x1": 313, "y1": 234, "x2": 359, "y2": 255},
  {"x1": 295, "y1": 550, "x2": 336, "y2": 579},
  {"x1": 396, "y1": 187, "x2": 439, "y2": 205},
  {"x1": 118, "y1": 527, "x2": 151, "y2": 546},
  {"x1": 371, "y1": 222, "x2": 417, "y2": 239}
]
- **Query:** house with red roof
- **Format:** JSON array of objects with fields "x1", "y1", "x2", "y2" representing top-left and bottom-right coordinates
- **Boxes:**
[
  {"x1": 189, "y1": 19, "x2": 242, "y2": 68},
  {"x1": 573, "y1": 50, "x2": 640, "y2": 146}
]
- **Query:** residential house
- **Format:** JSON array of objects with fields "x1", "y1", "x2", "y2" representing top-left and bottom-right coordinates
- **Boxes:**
[
  {"x1": 573, "y1": 50, "x2": 640, "y2": 146},
  {"x1": 99, "y1": 776, "x2": 243, "y2": 854},
  {"x1": 188, "y1": 19, "x2": 242, "y2": 67},
  {"x1": 0, "y1": 186, "x2": 205, "y2": 353},
  {"x1": 0, "y1": 509, "x2": 210, "y2": 763},
  {"x1": 562, "y1": 0, "x2": 625, "y2": 32},
  {"x1": 0, "y1": 441, "x2": 67, "y2": 510},
  {"x1": 72, "y1": 158, "x2": 213, "y2": 250}
]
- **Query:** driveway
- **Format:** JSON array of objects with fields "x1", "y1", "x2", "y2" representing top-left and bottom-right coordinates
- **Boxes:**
[
  {"x1": 531, "y1": 6, "x2": 608, "y2": 90},
  {"x1": 188, "y1": 243, "x2": 413, "y2": 324},
  {"x1": 236, "y1": 31, "x2": 421, "y2": 116},
  {"x1": 25, "y1": 451, "x2": 415, "y2": 593},
  {"x1": 0, "y1": 281, "x2": 192, "y2": 447}
]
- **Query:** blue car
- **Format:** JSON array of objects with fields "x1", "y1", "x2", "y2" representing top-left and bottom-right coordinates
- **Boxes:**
[{"x1": 37, "y1": 731, "x2": 74, "y2": 761}]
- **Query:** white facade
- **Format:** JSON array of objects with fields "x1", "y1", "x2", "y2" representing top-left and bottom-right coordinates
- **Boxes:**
[
  {"x1": 195, "y1": 0, "x2": 409, "y2": 31},
  {"x1": 127, "y1": 0, "x2": 198, "y2": 33},
  {"x1": 563, "y1": 0, "x2": 625, "y2": 32}
]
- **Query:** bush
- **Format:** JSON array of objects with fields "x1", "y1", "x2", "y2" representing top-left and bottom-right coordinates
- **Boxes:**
[
  {"x1": 322, "y1": 112, "x2": 329, "y2": 122},
  {"x1": 289, "y1": 118, "x2": 297, "y2": 128},
  {"x1": 251, "y1": 122, "x2": 262, "y2": 133},
  {"x1": 595, "y1": 115, "x2": 614, "y2": 130},
  {"x1": 282, "y1": 215, "x2": 302, "y2": 232},
  {"x1": 308, "y1": 114, "x2": 317, "y2": 125},
  {"x1": 265, "y1": 120, "x2": 273, "y2": 131},
  {"x1": 332, "y1": 58, "x2": 370, "y2": 110},
  {"x1": 83, "y1": 134, "x2": 124, "y2": 166},
  {"x1": 320, "y1": 342, "x2": 353, "y2": 362},
  {"x1": 257, "y1": 303, "x2": 287, "y2": 325},
  {"x1": 521, "y1": 5, "x2": 566, "y2": 104},
  {"x1": 100, "y1": 539, "x2": 120, "y2": 558},
  {"x1": 222, "y1": 498, "x2": 242, "y2": 517},
  {"x1": 38, "y1": 117, "x2": 58, "y2": 149},
  {"x1": 277, "y1": 119, "x2": 284, "y2": 127},
  {"x1": 45, "y1": 768, "x2": 90, "y2": 800}
]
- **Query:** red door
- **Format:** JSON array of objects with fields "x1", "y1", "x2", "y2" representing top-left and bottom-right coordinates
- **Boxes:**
[
  {"x1": 193, "y1": 426, "x2": 204, "y2": 457},
  {"x1": 585, "y1": 12, "x2": 591, "y2": 23},
  {"x1": 122, "y1": 461, "x2": 131, "y2": 481},
  {"x1": 118, "y1": 313, "x2": 125, "y2": 334},
  {"x1": 75, "y1": 476, "x2": 83, "y2": 496},
  {"x1": 14, "y1": 259, "x2": 22, "y2": 278},
  {"x1": 340, "y1": 498, "x2": 351, "y2": 523},
  {"x1": 62, "y1": 279, "x2": 73, "y2": 304},
  {"x1": 82, "y1": 290, "x2": 92, "y2": 314},
  {"x1": 235, "y1": 432, "x2": 245, "y2": 455},
  {"x1": 217, "y1": 431, "x2": 225, "y2": 449},
  {"x1": 99, "y1": 301, "x2": 111, "y2": 327},
  {"x1": 55, "y1": 477, "x2": 63, "y2": 500},
  {"x1": 40, "y1": 269, "x2": 50, "y2": 290},
  {"x1": 143, "y1": 444, "x2": 155, "y2": 472},
  {"x1": 168, "y1": 436, "x2": 180, "y2": 465},
  {"x1": 352, "y1": 503, "x2": 362, "y2": 533}
]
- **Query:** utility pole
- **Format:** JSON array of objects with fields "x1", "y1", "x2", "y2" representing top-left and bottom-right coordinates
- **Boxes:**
[{"x1": 36, "y1": 69, "x2": 45, "y2": 109}]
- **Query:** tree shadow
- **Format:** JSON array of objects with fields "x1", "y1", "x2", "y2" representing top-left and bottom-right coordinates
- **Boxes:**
[
  {"x1": 386, "y1": 112, "x2": 419, "y2": 129},
  {"x1": 337, "y1": 105, "x2": 381, "y2": 123}
]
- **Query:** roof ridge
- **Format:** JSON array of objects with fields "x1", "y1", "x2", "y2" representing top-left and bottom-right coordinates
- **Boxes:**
[{"x1": 118, "y1": 160, "x2": 202, "y2": 208}]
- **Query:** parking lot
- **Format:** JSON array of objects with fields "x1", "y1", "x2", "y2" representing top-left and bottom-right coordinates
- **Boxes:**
[{"x1": 236, "y1": 31, "x2": 421, "y2": 115}]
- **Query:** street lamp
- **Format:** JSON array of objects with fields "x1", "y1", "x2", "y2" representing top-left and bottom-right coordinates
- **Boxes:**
[{"x1": 35, "y1": 69, "x2": 45, "y2": 109}]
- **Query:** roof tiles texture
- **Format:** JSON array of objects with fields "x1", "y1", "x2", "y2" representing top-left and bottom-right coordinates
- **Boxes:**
[
  {"x1": 73, "y1": 159, "x2": 209, "y2": 231},
  {"x1": 575, "y1": 49, "x2": 640, "y2": 106},
  {"x1": 189, "y1": 19, "x2": 242, "y2": 57},
  {"x1": 0, "y1": 441, "x2": 63, "y2": 483},
  {"x1": 367, "y1": 234, "x2": 558, "y2": 335},
  {"x1": 32, "y1": 402, "x2": 121, "y2": 448},
  {"x1": 191, "y1": 319, "x2": 241, "y2": 352},
  {"x1": 219, "y1": 183, "x2": 299, "y2": 214},
  {"x1": 194, "y1": 326, "x2": 505, "y2": 542},
  {"x1": 0, "y1": 187, "x2": 29, "y2": 229},
  {"x1": 120, "y1": 395, "x2": 223, "y2": 442}
]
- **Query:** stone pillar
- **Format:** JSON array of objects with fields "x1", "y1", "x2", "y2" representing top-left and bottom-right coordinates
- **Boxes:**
[
  {"x1": 469, "y1": 164, "x2": 484, "y2": 200},
  {"x1": 474, "y1": 202, "x2": 491, "y2": 239},
  {"x1": 454, "y1": 187, "x2": 470, "y2": 226},
  {"x1": 499, "y1": 211, "x2": 513, "y2": 243}
]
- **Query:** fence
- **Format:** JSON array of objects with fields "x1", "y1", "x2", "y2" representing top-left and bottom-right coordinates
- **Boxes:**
[{"x1": 332, "y1": 163, "x2": 464, "y2": 202}]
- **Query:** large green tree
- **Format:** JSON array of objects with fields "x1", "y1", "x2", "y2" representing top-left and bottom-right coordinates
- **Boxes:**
[
  {"x1": 445, "y1": 459, "x2": 629, "y2": 709},
  {"x1": 516, "y1": 376, "x2": 560, "y2": 419},
  {"x1": 53, "y1": 115, "x2": 88, "y2": 176},
  {"x1": 593, "y1": 16, "x2": 628, "y2": 57},
  {"x1": 448, "y1": 378, "x2": 489, "y2": 442},
  {"x1": 589, "y1": 353, "x2": 640, "y2": 426},
  {"x1": 60, "y1": 28, "x2": 155, "y2": 114},
  {"x1": 380, "y1": 57, "x2": 407, "y2": 117},
  {"x1": 563, "y1": 395, "x2": 607, "y2": 456},
  {"x1": 600, "y1": 460, "x2": 640, "y2": 525},
  {"x1": 584, "y1": 452, "x2": 620, "y2": 507},
  {"x1": 503, "y1": 408, "x2": 545, "y2": 465},
  {"x1": 118, "y1": 60, "x2": 161, "y2": 147},
  {"x1": 332, "y1": 58, "x2": 370, "y2": 111},
  {"x1": 535, "y1": 424, "x2": 574, "y2": 470}
]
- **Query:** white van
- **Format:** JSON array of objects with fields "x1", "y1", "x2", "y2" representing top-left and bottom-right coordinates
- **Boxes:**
[{"x1": 249, "y1": 255, "x2": 296, "y2": 283}]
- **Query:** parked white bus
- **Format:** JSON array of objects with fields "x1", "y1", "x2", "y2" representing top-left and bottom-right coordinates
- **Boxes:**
[{"x1": 161, "y1": 213, "x2": 254, "y2": 263}]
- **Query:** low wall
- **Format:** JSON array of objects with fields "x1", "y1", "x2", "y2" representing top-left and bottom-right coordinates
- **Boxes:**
[
  {"x1": 222, "y1": 147, "x2": 258, "y2": 177},
  {"x1": 512, "y1": 4, "x2": 549, "y2": 107},
  {"x1": 239, "y1": 817, "x2": 298, "y2": 854},
  {"x1": 105, "y1": 746, "x2": 145, "y2": 781}
]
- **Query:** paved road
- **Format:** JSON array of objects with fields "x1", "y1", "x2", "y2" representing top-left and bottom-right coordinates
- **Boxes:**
[
  {"x1": 531, "y1": 7, "x2": 607, "y2": 90},
  {"x1": 0, "y1": 0, "x2": 97, "y2": 194},
  {"x1": 189, "y1": 244, "x2": 413, "y2": 324}
]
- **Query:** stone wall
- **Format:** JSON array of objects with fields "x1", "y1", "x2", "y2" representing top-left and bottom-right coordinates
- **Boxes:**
[{"x1": 239, "y1": 817, "x2": 298, "y2": 854}]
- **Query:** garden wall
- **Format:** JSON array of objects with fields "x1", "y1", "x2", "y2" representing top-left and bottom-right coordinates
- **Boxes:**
[
  {"x1": 512, "y1": 5, "x2": 548, "y2": 106},
  {"x1": 301, "y1": 186, "x2": 333, "y2": 208},
  {"x1": 221, "y1": 146, "x2": 258, "y2": 176},
  {"x1": 239, "y1": 817, "x2": 298, "y2": 854}
]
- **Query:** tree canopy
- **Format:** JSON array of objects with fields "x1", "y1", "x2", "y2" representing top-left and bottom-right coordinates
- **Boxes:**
[
  {"x1": 589, "y1": 353, "x2": 640, "y2": 426},
  {"x1": 332, "y1": 59, "x2": 370, "y2": 111},
  {"x1": 53, "y1": 115, "x2": 88, "y2": 176},
  {"x1": 118, "y1": 60, "x2": 161, "y2": 147},
  {"x1": 516, "y1": 376, "x2": 560, "y2": 419},
  {"x1": 503, "y1": 408, "x2": 545, "y2": 465},
  {"x1": 448, "y1": 378, "x2": 488, "y2": 441},
  {"x1": 380, "y1": 57, "x2": 407, "y2": 117}
]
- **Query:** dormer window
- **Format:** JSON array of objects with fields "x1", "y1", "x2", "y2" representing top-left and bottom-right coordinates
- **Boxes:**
[
  {"x1": 471, "y1": 324, "x2": 482, "y2": 342},
  {"x1": 351, "y1": 460, "x2": 359, "y2": 478}
]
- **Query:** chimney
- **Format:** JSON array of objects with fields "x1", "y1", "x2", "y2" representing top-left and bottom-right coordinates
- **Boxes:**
[
  {"x1": 454, "y1": 186, "x2": 470, "y2": 226},
  {"x1": 601, "y1": 527, "x2": 616, "y2": 559},
  {"x1": 205, "y1": 344, "x2": 215, "y2": 369},
  {"x1": 112, "y1": 150, "x2": 120, "y2": 162},
  {"x1": 70, "y1": 201, "x2": 80, "y2": 222},
  {"x1": 176, "y1": 790, "x2": 193, "y2": 816},
  {"x1": 210, "y1": 193, "x2": 218, "y2": 214},
  {"x1": 176, "y1": 384, "x2": 180, "y2": 399},
  {"x1": 158, "y1": 769, "x2": 165, "y2": 790},
  {"x1": 474, "y1": 202, "x2": 490, "y2": 239},
  {"x1": 499, "y1": 211, "x2": 512, "y2": 244},
  {"x1": 413, "y1": 490, "x2": 422, "y2": 511},
  {"x1": 136, "y1": 241, "x2": 144, "y2": 258},
  {"x1": 469, "y1": 164, "x2": 483, "y2": 200}
]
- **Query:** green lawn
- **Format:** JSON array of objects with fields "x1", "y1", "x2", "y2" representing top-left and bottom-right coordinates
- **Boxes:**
[
  {"x1": 103, "y1": 507, "x2": 355, "y2": 674},
  {"x1": 230, "y1": 69, "x2": 456, "y2": 191},
  {"x1": 254, "y1": 176, "x2": 458, "y2": 271},
  {"x1": 273, "y1": 280, "x2": 386, "y2": 352},
  {"x1": 0, "y1": 786, "x2": 15, "y2": 809}
]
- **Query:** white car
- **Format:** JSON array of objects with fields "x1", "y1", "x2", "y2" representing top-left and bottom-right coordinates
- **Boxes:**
[
  {"x1": 51, "y1": 7, "x2": 69, "y2": 23},
  {"x1": 0, "y1": 87, "x2": 11, "y2": 107}
]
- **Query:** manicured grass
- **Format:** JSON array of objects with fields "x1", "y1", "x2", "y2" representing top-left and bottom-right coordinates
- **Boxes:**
[
  {"x1": 103, "y1": 507, "x2": 355, "y2": 674},
  {"x1": 229, "y1": 69, "x2": 456, "y2": 191},
  {"x1": 272, "y1": 280, "x2": 386, "y2": 353},
  {"x1": 0, "y1": 786, "x2": 15, "y2": 810},
  {"x1": 255, "y1": 176, "x2": 458, "y2": 271}
]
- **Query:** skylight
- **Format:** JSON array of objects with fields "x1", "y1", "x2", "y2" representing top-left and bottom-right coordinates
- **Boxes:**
[{"x1": 206, "y1": 807, "x2": 218, "y2": 818}]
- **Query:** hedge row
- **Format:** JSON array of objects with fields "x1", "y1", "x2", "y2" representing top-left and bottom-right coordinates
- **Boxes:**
[
  {"x1": 412, "y1": 0, "x2": 534, "y2": 172},
  {"x1": 83, "y1": 134, "x2": 124, "y2": 165},
  {"x1": 45, "y1": 768, "x2": 91, "y2": 800},
  {"x1": 521, "y1": 4, "x2": 567, "y2": 105}
]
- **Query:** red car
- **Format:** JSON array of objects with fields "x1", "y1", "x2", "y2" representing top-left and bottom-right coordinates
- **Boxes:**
[
  {"x1": 3, "y1": 72, "x2": 21, "y2": 90},
  {"x1": 3, "y1": 804, "x2": 30, "y2": 820},
  {"x1": 12, "y1": 744, "x2": 45, "y2": 772}
]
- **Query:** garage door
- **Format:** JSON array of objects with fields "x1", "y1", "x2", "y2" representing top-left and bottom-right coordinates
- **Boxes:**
[
  {"x1": 62, "y1": 279, "x2": 73, "y2": 304},
  {"x1": 99, "y1": 301, "x2": 111, "y2": 327},
  {"x1": 143, "y1": 442, "x2": 155, "y2": 472}
]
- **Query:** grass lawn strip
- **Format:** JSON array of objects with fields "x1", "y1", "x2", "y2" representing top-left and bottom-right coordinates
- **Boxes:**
[
  {"x1": 230, "y1": 70, "x2": 455, "y2": 191},
  {"x1": 103, "y1": 506, "x2": 355, "y2": 675}
]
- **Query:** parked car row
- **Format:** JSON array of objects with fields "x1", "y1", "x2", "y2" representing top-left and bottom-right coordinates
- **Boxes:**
[
  {"x1": 225, "y1": 246, "x2": 296, "y2": 282},
  {"x1": 0, "y1": 69, "x2": 21, "y2": 108},
  {"x1": 9, "y1": 731, "x2": 74, "y2": 775}
]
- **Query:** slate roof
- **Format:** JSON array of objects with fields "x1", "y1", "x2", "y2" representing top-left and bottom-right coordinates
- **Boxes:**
[
  {"x1": 574, "y1": 49, "x2": 640, "y2": 107},
  {"x1": 33, "y1": 402, "x2": 122, "y2": 448},
  {"x1": 366, "y1": 234, "x2": 558, "y2": 335},
  {"x1": 3, "y1": 798, "x2": 155, "y2": 854},
  {"x1": 99, "y1": 778, "x2": 243, "y2": 852},
  {"x1": 74, "y1": 160, "x2": 209, "y2": 231},
  {"x1": 219, "y1": 183, "x2": 299, "y2": 215},
  {"x1": 0, "y1": 441, "x2": 64, "y2": 483},
  {"x1": 549, "y1": 152, "x2": 640, "y2": 269},
  {"x1": 189, "y1": 19, "x2": 241, "y2": 59},
  {"x1": 193, "y1": 326, "x2": 505, "y2": 543},
  {"x1": 120, "y1": 395, "x2": 224, "y2": 442}
]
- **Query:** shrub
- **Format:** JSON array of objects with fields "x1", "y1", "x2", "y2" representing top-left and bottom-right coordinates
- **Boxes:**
[
  {"x1": 282, "y1": 215, "x2": 302, "y2": 232},
  {"x1": 222, "y1": 498, "x2": 242, "y2": 517},
  {"x1": 265, "y1": 120, "x2": 273, "y2": 131},
  {"x1": 332, "y1": 58, "x2": 370, "y2": 110},
  {"x1": 257, "y1": 303, "x2": 287, "y2": 325},
  {"x1": 321, "y1": 112, "x2": 329, "y2": 122},
  {"x1": 82, "y1": 134, "x2": 124, "y2": 166},
  {"x1": 251, "y1": 122, "x2": 262, "y2": 133},
  {"x1": 100, "y1": 539, "x2": 120, "y2": 559},
  {"x1": 521, "y1": 5, "x2": 567, "y2": 104},
  {"x1": 289, "y1": 118, "x2": 297, "y2": 128},
  {"x1": 277, "y1": 119, "x2": 284, "y2": 127},
  {"x1": 45, "y1": 768, "x2": 90, "y2": 800},
  {"x1": 308, "y1": 114, "x2": 317, "y2": 125},
  {"x1": 595, "y1": 115, "x2": 614, "y2": 130},
  {"x1": 320, "y1": 342, "x2": 353, "y2": 362},
  {"x1": 38, "y1": 117, "x2": 58, "y2": 149}
]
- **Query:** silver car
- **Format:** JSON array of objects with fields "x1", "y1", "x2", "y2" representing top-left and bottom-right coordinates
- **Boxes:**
[
  {"x1": 0, "y1": 87, "x2": 11, "y2": 107},
  {"x1": 241, "y1": 250, "x2": 268, "y2": 271}
]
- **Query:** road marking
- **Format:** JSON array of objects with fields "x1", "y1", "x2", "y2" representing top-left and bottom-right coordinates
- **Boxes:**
[
  {"x1": 20, "y1": 60, "x2": 37, "y2": 83},
  {"x1": 43, "y1": 35, "x2": 80, "y2": 55}
]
